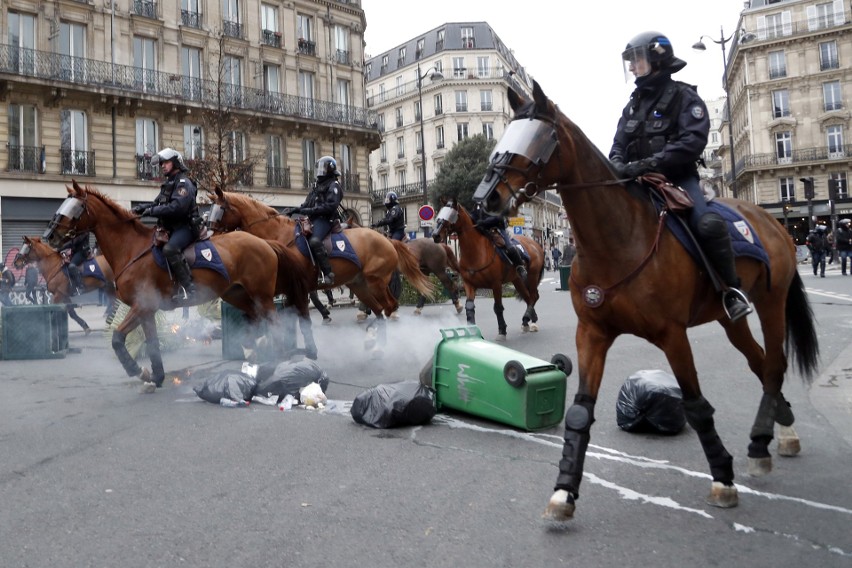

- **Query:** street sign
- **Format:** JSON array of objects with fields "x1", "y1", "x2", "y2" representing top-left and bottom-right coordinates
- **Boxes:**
[
  {"x1": 420, "y1": 220, "x2": 433, "y2": 227},
  {"x1": 418, "y1": 205, "x2": 435, "y2": 221},
  {"x1": 513, "y1": 226, "x2": 523, "y2": 235},
  {"x1": 508, "y1": 216, "x2": 525, "y2": 227}
]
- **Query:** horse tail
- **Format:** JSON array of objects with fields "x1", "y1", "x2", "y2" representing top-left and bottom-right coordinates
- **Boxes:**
[
  {"x1": 391, "y1": 240, "x2": 436, "y2": 299},
  {"x1": 441, "y1": 243, "x2": 462, "y2": 274},
  {"x1": 785, "y1": 271, "x2": 819, "y2": 383},
  {"x1": 266, "y1": 239, "x2": 310, "y2": 317}
]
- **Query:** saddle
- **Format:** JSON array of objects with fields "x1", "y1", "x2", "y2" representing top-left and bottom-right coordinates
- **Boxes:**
[{"x1": 639, "y1": 172, "x2": 694, "y2": 212}]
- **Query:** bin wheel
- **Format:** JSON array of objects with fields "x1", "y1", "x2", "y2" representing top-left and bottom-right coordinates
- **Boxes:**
[
  {"x1": 551, "y1": 353, "x2": 573, "y2": 377},
  {"x1": 504, "y1": 360, "x2": 526, "y2": 387}
]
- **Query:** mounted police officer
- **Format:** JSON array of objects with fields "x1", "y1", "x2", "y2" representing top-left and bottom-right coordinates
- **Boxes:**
[
  {"x1": 132, "y1": 147, "x2": 201, "y2": 302},
  {"x1": 471, "y1": 202, "x2": 527, "y2": 281},
  {"x1": 609, "y1": 31, "x2": 752, "y2": 322},
  {"x1": 59, "y1": 230, "x2": 90, "y2": 295},
  {"x1": 373, "y1": 191, "x2": 406, "y2": 241},
  {"x1": 291, "y1": 156, "x2": 342, "y2": 286}
]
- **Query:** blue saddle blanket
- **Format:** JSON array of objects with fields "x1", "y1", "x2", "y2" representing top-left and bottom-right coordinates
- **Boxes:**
[
  {"x1": 294, "y1": 226, "x2": 361, "y2": 269},
  {"x1": 80, "y1": 259, "x2": 107, "y2": 283},
  {"x1": 152, "y1": 241, "x2": 230, "y2": 281},
  {"x1": 496, "y1": 237, "x2": 531, "y2": 265},
  {"x1": 666, "y1": 201, "x2": 770, "y2": 270}
]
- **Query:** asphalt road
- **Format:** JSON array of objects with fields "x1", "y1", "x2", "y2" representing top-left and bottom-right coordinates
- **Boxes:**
[{"x1": 1, "y1": 267, "x2": 850, "y2": 568}]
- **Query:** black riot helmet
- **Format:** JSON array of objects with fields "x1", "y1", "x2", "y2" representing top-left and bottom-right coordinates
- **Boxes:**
[
  {"x1": 315, "y1": 156, "x2": 340, "y2": 179},
  {"x1": 622, "y1": 31, "x2": 686, "y2": 80}
]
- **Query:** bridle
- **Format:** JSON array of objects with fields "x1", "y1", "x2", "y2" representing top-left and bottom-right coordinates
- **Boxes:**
[{"x1": 209, "y1": 200, "x2": 283, "y2": 233}]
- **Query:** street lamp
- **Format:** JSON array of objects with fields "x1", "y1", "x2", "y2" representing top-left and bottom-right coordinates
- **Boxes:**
[
  {"x1": 693, "y1": 27, "x2": 755, "y2": 200},
  {"x1": 416, "y1": 61, "x2": 443, "y2": 207}
]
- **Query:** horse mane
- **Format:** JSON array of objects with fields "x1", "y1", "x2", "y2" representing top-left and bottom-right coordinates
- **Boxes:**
[
  {"x1": 77, "y1": 184, "x2": 138, "y2": 223},
  {"x1": 224, "y1": 191, "x2": 292, "y2": 224}
]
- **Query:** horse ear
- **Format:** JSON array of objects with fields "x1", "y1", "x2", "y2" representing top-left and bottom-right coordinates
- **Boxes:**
[
  {"x1": 532, "y1": 80, "x2": 548, "y2": 113},
  {"x1": 214, "y1": 187, "x2": 224, "y2": 199},
  {"x1": 507, "y1": 87, "x2": 525, "y2": 112}
]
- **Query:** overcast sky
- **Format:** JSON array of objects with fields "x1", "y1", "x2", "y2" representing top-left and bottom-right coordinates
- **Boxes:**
[{"x1": 361, "y1": 0, "x2": 749, "y2": 153}]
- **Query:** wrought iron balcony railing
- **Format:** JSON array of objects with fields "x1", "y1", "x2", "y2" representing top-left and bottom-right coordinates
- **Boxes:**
[
  {"x1": 371, "y1": 181, "x2": 426, "y2": 203},
  {"x1": 340, "y1": 172, "x2": 361, "y2": 194},
  {"x1": 181, "y1": 10, "x2": 201, "y2": 28},
  {"x1": 297, "y1": 39, "x2": 316, "y2": 56},
  {"x1": 222, "y1": 19, "x2": 244, "y2": 39},
  {"x1": 266, "y1": 166, "x2": 290, "y2": 188},
  {"x1": 302, "y1": 169, "x2": 313, "y2": 190},
  {"x1": 262, "y1": 29, "x2": 282, "y2": 48},
  {"x1": 0, "y1": 43, "x2": 378, "y2": 130},
  {"x1": 60, "y1": 149, "x2": 96, "y2": 176},
  {"x1": 336, "y1": 49, "x2": 350, "y2": 65},
  {"x1": 133, "y1": 0, "x2": 157, "y2": 19},
  {"x1": 228, "y1": 162, "x2": 253, "y2": 186},
  {"x1": 136, "y1": 154, "x2": 158, "y2": 180},
  {"x1": 7, "y1": 145, "x2": 45, "y2": 174}
]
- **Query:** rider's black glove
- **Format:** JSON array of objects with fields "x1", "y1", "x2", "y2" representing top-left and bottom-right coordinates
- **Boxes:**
[
  {"x1": 132, "y1": 204, "x2": 149, "y2": 215},
  {"x1": 622, "y1": 158, "x2": 658, "y2": 179}
]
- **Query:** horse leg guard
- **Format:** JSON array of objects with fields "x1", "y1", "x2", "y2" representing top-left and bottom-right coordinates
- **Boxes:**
[
  {"x1": 111, "y1": 330, "x2": 142, "y2": 378},
  {"x1": 555, "y1": 394, "x2": 596, "y2": 500},
  {"x1": 465, "y1": 298, "x2": 476, "y2": 325},
  {"x1": 144, "y1": 333, "x2": 165, "y2": 387},
  {"x1": 493, "y1": 302, "x2": 507, "y2": 337},
  {"x1": 299, "y1": 315, "x2": 318, "y2": 360},
  {"x1": 683, "y1": 396, "x2": 738, "y2": 507}
]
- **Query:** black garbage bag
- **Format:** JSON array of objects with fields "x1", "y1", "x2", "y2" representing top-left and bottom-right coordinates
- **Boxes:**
[
  {"x1": 255, "y1": 360, "x2": 330, "y2": 403},
  {"x1": 194, "y1": 370, "x2": 258, "y2": 404},
  {"x1": 350, "y1": 381, "x2": 436, "y2": 429},
  {"x1": 616, "y1": 369, "x2": 685, "y2": 434}
]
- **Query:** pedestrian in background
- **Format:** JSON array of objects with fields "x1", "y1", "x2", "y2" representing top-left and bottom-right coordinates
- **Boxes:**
[
  {"x1": 551, "y1": 246, "x2": 562, "y2": 271},
  {"x1": 806, "y1": 224, "x2": 828, "y2": 278},
  {"x1": 0, "y1": 263, "x2": 15, "y2": 306},
  {"x1": 25, "y1": 261, "x2": 40, "y2": 304},
  {"x1": 835, "y1": 219, "x2": 852, "y2": 275},
  {"x1": 562, "y1": 238, "x2": 577, "y2": 267}
]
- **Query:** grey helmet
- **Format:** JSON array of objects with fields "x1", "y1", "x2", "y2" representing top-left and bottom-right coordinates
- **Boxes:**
[
  {"x1": 315, "y1": 156, "x2": 340, "y2": 178},
  {"x1": 151, "y1": 147, "x2": 187, "y2": 171},
  {"x1": 384, "y1": 191, "x2": 399, "y2": 206}
]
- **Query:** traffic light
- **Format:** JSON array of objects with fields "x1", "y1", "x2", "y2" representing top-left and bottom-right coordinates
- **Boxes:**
[{"x1": 800, "y1": 177, "x2": 815, "y2": 200}]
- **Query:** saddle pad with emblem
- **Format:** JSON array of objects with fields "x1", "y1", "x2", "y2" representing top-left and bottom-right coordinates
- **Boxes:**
[
  {"x1": 151, "y1": 242, "x2": 230, "y2": 281},
  {"x1": 665, "y1": 201, "x2": 770, "y2": 284},
  {"x1": 294, "y1": 226, "x2": 362, "y2": 269},
  {"x1": 80, "y1": 259, "x2": 107, "y2": 283}
]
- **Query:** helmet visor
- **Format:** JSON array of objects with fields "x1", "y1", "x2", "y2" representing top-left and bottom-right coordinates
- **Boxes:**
[{"x1": 622, "y1": 46, "x2": 652, "y2": 82}]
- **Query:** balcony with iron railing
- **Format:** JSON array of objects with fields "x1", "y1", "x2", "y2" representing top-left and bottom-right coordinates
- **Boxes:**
[
  {"x1": 262, "y1": 29, "x2": 282, "y2": 48},
  {"x1": 132, "y1": 0, "x2": 157, "y2": 19},
  {"x1": 298, "y1": 39, "x2": 316, "y2": 56},
  {"x1": 335, "y1": 49, "x2": 350, "y2": 65},
  {"x1": 740, "y1": 143, "x2": 852, "y2": 173},
  {"x1": 266, "y1": 165, "x2": 290, "y2": 188},
  {"x1": 181, "y1": 9, "x2": 201, "y2": 28},
  {"x1": 366, "y1": 68, "x2": 514, "y2": 107},
  {"x1": 340, "y1": 172, "x2": 361, "y2": 194},
  {"x1": 302, "y1": 169, "x2": 313, "y2": 190},
  {"x1": 820, "y1": 57, "x2": 839, "y2": 71},
  {"x1": 223, "y1": 19, "x2": 244, "y2": 39},
  {"x1": 136, "y1": 154, "x2": 158, "y2": 180},
  {"x1": 228, "y1": 163, "x2": 253, "y2": 186},
  {"x1": 60, "y1": 149, "x2": 96, "y2": 176},
  {"x1": 0, "y1": 44, "x2": 378, "y2": 129},
  {"x1": 7, "y1": 145, "x2": 45, "y2": 174},
  {"x1": 370, "y1": 180, "x2": 427, "y2": 203}
]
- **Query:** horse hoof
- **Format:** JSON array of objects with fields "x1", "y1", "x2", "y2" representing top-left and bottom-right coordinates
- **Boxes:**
[
  {"x1": 138, "y1": 368, "x2": 152, "y2": 383},
  {"x1": 455, "y1": 304, "x2": 464, "y2": 314},
  {"x1": 389, "y1": 310, "x2": 400, "y2": 321},
  {"x1": 522, "y1": 325, "x2": 530, "y2": 333},
  {"x1": 542, "y1": 490, "x2": 575, "y2": 522},
  {"x1": 495, "y1": 334, "x2": 507, "y2": 342},
  {"x1": 777, "y1": 425, "x2": 801, "y2": 456},
  {"x1": 356, "y1": 311, "x2": 368, "y2": 323},
  {"x1": 529, "y1": 323, "x2": 539, "y2": 333},
  {"x1": 413, "y1": 308, "x2": 422, "y2": 316},
  {"x1": 84, "y1": 327, "x2": 92, "y2": 336},
  {"x1": 705, "y1": 481, "x2": 738, "y2": 508},
  {"x1": 747, "y1": 456, "x2": 773, "y2": 477},
  {"x1": 139, "y1": 381, "x2": 157, "y2": 394}
]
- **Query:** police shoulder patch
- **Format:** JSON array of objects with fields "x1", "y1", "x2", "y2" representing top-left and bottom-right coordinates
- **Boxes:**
[
  {"x1": 177, "y1": 187, "x2": 188, "y2": 196},
  {"x1": 691, "y1": 105, "x2": 705, "y2": 119}
]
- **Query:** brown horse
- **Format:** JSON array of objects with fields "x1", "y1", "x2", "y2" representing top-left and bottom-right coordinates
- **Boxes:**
[
  {"x1": 13, "y1": 235, "x2": 116, "y2": 333},
  {"x1": 206, "y1": 189, "x2": 435, "y2": 345},
  {"x1": 472, "y1": 80, "x2": 819, "y2": 521},
  {"x1": 44, "y1": 181, "x2": 309, "y2": 391},
  {"x1": 431, "y1": 200, "x2": 545, "y2": 340},
  {"x1": 344, "y1": 212, "x2": 463, "y2": 315}
]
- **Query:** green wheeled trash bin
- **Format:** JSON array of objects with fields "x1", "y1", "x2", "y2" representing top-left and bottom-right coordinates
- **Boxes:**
[
  {"x1": 428, "y1": 326, "x2": 571, "y2": 431},
  {"x1": 1, "y1": 304, "x2": 69, "y2": 360},
  {"x1": 558, "y1": 265, "x2": 571, "y2": 291}
]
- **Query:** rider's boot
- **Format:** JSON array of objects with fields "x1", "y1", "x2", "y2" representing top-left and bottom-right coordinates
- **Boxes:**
[
  {"x1": 698, "y1": 213, "x2": 753, "y2": 322},
  {"x1": 309, "y1": 239, "x2": 335, "y2": 286},
  {"x1": 166, "y1": 252, "x2": 196, "y2": 303},
  {"x1": 68, "y1": 265, "x2": 84, "y2": 296},
  {"x1": 506, "y1": 245, "x2": 528, "y2": 282}
]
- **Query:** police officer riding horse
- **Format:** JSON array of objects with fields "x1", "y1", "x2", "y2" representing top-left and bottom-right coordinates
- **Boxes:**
[
  {"x1": 132, "y1": 147, "x2": 202, "y2": 302},
  {"x1": 609, "y1": 31, "x2": 751, "y2": 321}
]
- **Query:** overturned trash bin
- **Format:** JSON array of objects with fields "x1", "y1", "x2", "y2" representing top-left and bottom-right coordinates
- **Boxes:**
[
  {"x1": 1, "y1": 304, "x2": 68, "y2": 360},
  {"x1": 427, "y1": 326, "x2": 571, "y2": 431}
]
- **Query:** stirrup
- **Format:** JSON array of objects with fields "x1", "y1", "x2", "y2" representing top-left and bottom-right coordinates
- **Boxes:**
[
  {"x1": 317, "y1": 272, "x2": 335, "y2": 286},
  {"x1": 723, "y1": 288, "x2": 752, "y2": 322},
  {"x1": 172, "y1": 284, "x2": 195, "y2": 302}
]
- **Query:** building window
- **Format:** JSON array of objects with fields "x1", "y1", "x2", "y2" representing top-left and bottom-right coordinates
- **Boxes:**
[
  {"x1": 415, "y1": 38, "x2": 424, "y2": 60},
  {"x1": 827, "y1": 125, "x2": 844, "y2": 158},
  {"x1": 457, "y1": 122, "x2": 469, "y2": 141},
  {"x1": 378, "y1": 113, "x2": 385, "y2": 133},
  {"x1": 416, "y1": 130, "x2": 422, "y2": 153},
  {"x1": 334, "y1": 25, "x2": 349, "y2": 64},
  {"x1": 223, "y1": 55, "x2": 242, "y2": 106},
  {"x1": 775, "y1": 131, "x2": 792, "y2": 164},
  {"x1": 8, "y1": 104, "x2": 42, "y2": 173},
  {"x1": 380, "y1": 141, "x2": 387, "y2": 162},
  {"x1": 397, "y1": 136, "x2": 405, "y2": 159},
  {"x1": 809, "y1": 1, "x2": 842, "y2": 30},
  {"x1": 380, "y1": 54, "x2": 388, "y2": 74},
  {"x1": 181, "y1": 46, "x2": 203, "y2": 100},
  {"x1": 398, "y1": 46, "x2": 406, "y2": 67},
  {"x1": 477, "y1": 56, "x2": 489, "y2": 78},
  {"x1": 183, "y1": 124, "x2": 203, "y2": 160},
  {"x1": 181, "y1": 0, "x2": 202, "y2": 28},
  {"x1": 819, "y1": 41, "x2": 839, "y2": 70},
  {"x1": 396, "y1": 170, "x2": 407, "y2": 187},
  {"x1": 261, "y1": 4, "x2": 281, "y2": 47},
  {"x1": 8, "y1": 12, "x2": 36, "y2": 75},
  {"x1": 267, "y1": 135, "x2": 288, "y2": 187},
  {"x1": 830, "y1": 173, "x2": 848, "y2": 199},
  {"x1": 455, "y1": 90, "x2": 468, "y2": 112},
  {"x1": 480, "y1": 90, "x2": 493, "y2": 111},
  {"x1": 772, "y1": 90, "x2": 790, "y2": 118},
  {"x1": 436, "y1": 29, "x2": 445, "y2": 51},
  {"x1": 58, "y1": 22, "x2": 86, "y2": 82},
  {"x1": 414, "y1": 100, "x2": 421, "y2": 121},
  {"x1": 768, "y1": 50, "x2": 786, "y2": 79},
  {"x1": 222, "y1": 0, "x2": 243, "y2": 38},
  {"x1": 780, "y1": 177, "x2": 795, "y2": 202},
  {"x1": 452, "y1": 56, "x2": 466, "y2": 79},
  {"x1": 133, "y1": 36, "x2": 157, "y2": 92},
  {"x1": 482, "y1": 122, "x2": 494, "y2": 140},
  {"x1": 135, "y1": 117, "x2": 158, "y2": 179},
  {"x1": 395, "y1": 107, "x2": 403, "y2": 128},
  {"x1": 379, "y1": 173, "x2": 388, "y2": 190},
  {"x1": 297, "y1": 14, "x2": 315, "y2": 55},
  {"x1": 461, "y1": 26, "x2": 475, "y2": 49},
  {"x1": 759, "y1": 12, "x2": 792, "y2": 40},
  {"x1": 396, "y1": 75, "x2": 404, "y2": 97},
  {"x1": 434, "y1": 93, "x2": 443, "y2": 115},
  {"x1": 302, "y1": 139, "x2": 315, "y2": 189},
  {"x1": 824, "y1": 81, "x2": 843, "y2": 111},
  {"x1": 436, "y1": 125, "x2": 445, "y2": 149}
]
